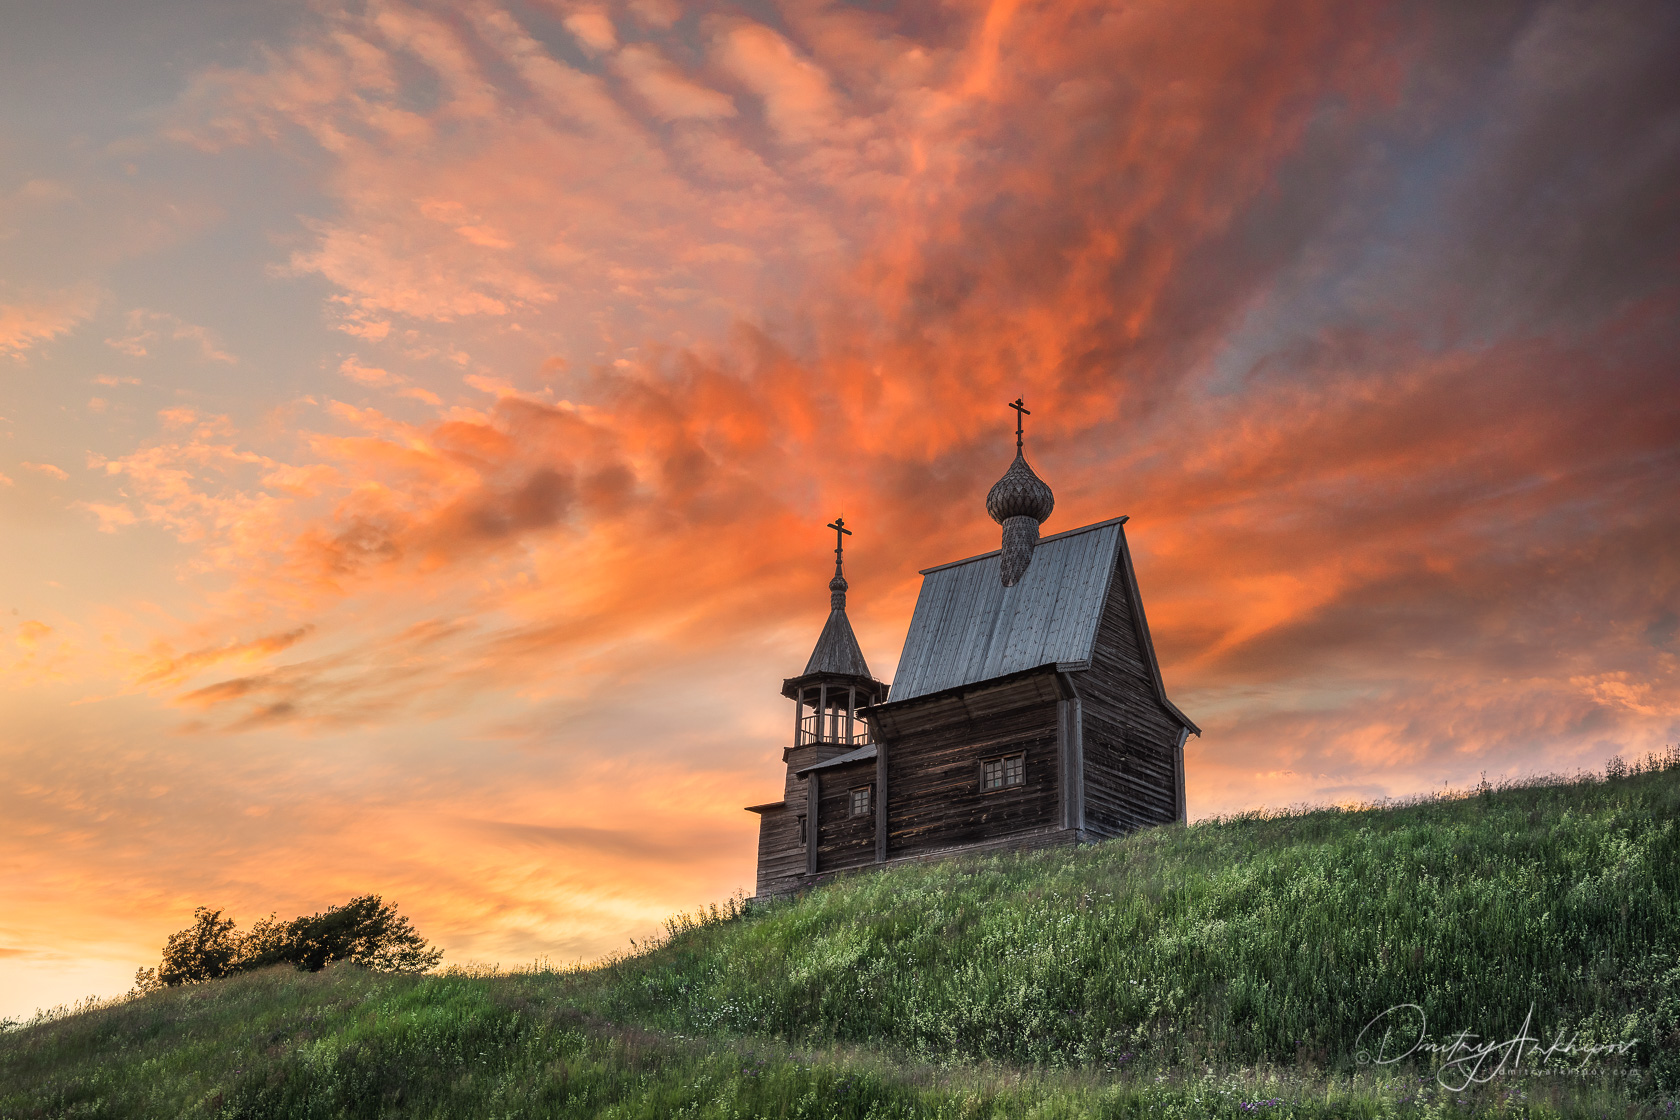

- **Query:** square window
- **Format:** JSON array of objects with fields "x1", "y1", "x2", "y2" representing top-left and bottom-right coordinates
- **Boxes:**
[
  {"x1": 849, "y1": 786, "x2": 872, "y2": 817},
  {"x1": 981, "y1": 753, "x2": 1026, "y2": 790}
]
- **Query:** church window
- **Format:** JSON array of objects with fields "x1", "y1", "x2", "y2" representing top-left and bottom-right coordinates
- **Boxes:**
[
  {"x1": 797, "y1": 814, "x2": 808, "y2": 845},
  {"x1": 981, "y1": 753, "x2": 1025, "y2": 790},
  {"x1": 849, "y1": 786, "x2": 873, "y2": 817}
]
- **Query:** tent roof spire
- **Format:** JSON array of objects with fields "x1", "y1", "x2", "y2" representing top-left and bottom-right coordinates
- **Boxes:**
[{"x1": 793, "y1": 515, "x2": 873, "y2": 681}]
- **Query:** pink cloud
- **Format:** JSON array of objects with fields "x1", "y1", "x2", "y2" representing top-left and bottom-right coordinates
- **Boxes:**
[
  {"x1": 7, "y1": 0, "x2": 1677, "y2": 1019},
  {"x1": 615, "y1": 45, "x2": 737, "y2": 121},
  {"x1": 338, "y1": 355, "x2": 398, "y2": 386},
  {"x1": 0, "y1": 287, "x2": 97, "y2": 357},
  {"x1": 710, "y1": 20, "x2": 846, "y2": 146},
  {"x1": 105, "y1": 308, "x2": 236, "y2": 363},
  {"x1": 561, "y1": 9, "x2": 617, "y2": 55}
]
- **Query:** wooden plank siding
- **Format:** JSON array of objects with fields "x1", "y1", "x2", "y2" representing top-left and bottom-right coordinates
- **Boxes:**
[
  {"x1": 814, "y1": 759, "x2": 879, "y2": 872},
  {"x1": 753, "y1": 806, "x2": 807, "y2": 898},
  {"x1": 751, "y1": 739, "x2": 832, "y2": 897},
  {"x1": 1075, "y1": 544, "x2": 1184, "y2": 836},
  {"x1": 799, "y1": 822, "x2": 1080, "y2": 892},
  {"x1": 873, "y1": 672, "x2": 1063, "y2": 858},
  {"x1": 751, "y1": 516, "x2": 1196, "y2": 899}
]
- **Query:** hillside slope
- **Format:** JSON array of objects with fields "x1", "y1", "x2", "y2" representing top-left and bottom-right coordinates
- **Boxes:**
[
  {"x1": 583, "y1": 766, "x2": 1680, "y2": 1074},
  {"x1": 5, "y1": 766, "x2": 1677, "y2": 1119}
]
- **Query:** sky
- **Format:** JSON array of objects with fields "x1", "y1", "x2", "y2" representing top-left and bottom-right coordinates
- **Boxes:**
[{"x1": 2, "y1": 0, "x2": 1677, "y2": 1019}]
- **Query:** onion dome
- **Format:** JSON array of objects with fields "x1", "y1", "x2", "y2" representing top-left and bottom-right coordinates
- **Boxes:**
[
  {"x1": 988, "y1": 399, "x2": 1055, "y2": 588},
  {"x1": 986, "y1": 450, "x2": 1055, "y2": 526}
]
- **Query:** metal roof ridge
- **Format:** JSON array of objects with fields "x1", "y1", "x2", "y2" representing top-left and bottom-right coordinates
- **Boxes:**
[{"x1": 917, "y1": 515, "x2": 1129, "y2": 575}]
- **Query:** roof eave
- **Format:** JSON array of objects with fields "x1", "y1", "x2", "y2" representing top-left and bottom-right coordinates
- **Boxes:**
[
  {"x1": 1113, "y1": 522, "x2": 1200, "y2": 736},
  {"x1": 781, "y1": 672, "x2": 886, "y2": 701},
  {"x1": 863, "y1": 661, "x2": 1063, "y2": 714},
  {"x1": 793, "y1": 743, "x2": 879, "y2": 775}
]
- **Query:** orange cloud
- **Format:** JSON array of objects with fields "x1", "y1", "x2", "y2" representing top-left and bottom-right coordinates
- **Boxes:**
[
  {"x1": 615, "y1": 45, "x2": 737, "y2": 122},
  {"x1": 16, "y1": 621, "x2": 54, "y2": 649},
  {"x1": 105, "y1": 308, "x2": 236, "y2": 363},
  {"x1": 46, "y1": 0, "x2": 1666, "y2": 778},
  {"x1": 137, "y1": 626, "x2": 316, "y2": 689},
  {"x1": 0, "y1": 286, "x2": 97, "y2": 357},
  {"x1": 7, "y1": 0, "x2": 1678, "y2": 1020}
]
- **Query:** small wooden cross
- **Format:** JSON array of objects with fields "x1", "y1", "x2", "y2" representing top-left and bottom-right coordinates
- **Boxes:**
[
  {"x1": 1008, "y1": 397, "x2": 1030, "y2": 450},
  {"x1": 827, "y1": 516, "x2": 851, "y2": 569}
]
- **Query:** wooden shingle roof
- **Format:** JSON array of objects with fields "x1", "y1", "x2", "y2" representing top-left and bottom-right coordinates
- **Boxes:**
[
  {"x1": 882, "y1": 515, "x2": 1195, "y2": 734},
  {"x1": 887, "y1": 517, "x2": 1127, "y2": 703},
  {"x1": 801, "y1": 607, "x2": 873, "y2": 679}
]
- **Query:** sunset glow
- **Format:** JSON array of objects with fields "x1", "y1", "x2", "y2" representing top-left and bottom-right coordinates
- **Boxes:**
[{"x1": 3, "y1": 0, "x2": 1677, "y2": 1019}]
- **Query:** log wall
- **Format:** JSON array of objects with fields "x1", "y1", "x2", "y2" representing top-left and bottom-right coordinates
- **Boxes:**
[
  {"x1": 873, "y1": 672, "x2": 1063, "y2": 858},
  {"x1": 754, "y1": 806, "x2": 808, "y2": 898},
  {"x1": 1077, "y1": 547, "x2": 1183, "y2": 837},
  {"x1": 814, "y1": 758, "x2": 879, "y2": 872}
]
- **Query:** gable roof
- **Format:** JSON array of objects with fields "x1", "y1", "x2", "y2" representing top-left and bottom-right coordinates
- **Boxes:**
[
  {"x1": 887, "y1": 517, "x2": 1124, "y2": 702},
  {"x1": 883, "y1": 516, "x2": 1196, "y2": 732}
]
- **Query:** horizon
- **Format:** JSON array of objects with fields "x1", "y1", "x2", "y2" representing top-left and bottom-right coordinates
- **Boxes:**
[{"x1": 3, "y1": 0, "x2": 1677, "y2": 1020}]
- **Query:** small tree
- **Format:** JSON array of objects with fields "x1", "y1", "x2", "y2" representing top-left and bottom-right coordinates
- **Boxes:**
[
  {"x1": 279, "y1": 895, "x2": 442, "y2": 973},
  {"x1": 232, "y1": 912, "x2": 291, "y2": 971},
  {"x1": 157, "y1": 907, "x2": 239, "y2": 986},
  {"x1": 147, "y1": 895, "x2": 441, "y2": 987}
]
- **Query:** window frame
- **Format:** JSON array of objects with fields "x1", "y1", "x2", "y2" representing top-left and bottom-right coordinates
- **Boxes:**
[
  {"x1": 979, "y1": 752, "x2": 1027, "y2": 792},
  {"x1": 848, "y1": 785, "x2": 873, "y2": 818}
]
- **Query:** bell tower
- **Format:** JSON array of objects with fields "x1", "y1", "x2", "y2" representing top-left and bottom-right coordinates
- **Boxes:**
[
  {"x1": 746, "y1": 517, "x2": 889, "y2": 896},
  {"x1": 780, "y1": 517, "x2": 888, "y2": 786}
]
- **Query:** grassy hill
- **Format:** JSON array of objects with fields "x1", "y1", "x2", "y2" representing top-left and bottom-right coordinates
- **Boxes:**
[{"x1": 5, "y1": 761, "x2": 1678, "y2": 1119}]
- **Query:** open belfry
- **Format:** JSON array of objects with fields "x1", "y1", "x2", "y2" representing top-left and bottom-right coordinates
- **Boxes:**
[{"x1": 746, "y1": 402, "x2": 1198, "y2": 898}]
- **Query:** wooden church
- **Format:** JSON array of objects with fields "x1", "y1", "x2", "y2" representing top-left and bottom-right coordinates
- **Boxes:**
[{"x1": 745, "y1": 401, "x2": 1198, "y2": 898}]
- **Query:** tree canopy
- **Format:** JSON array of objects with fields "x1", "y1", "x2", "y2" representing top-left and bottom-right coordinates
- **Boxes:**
[{"x1": 138, "y1": 896, "x2": 440, "y2": 991}]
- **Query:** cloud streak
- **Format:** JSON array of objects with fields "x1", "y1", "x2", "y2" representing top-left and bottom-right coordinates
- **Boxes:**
[
  {"x1": 2, "y1": 0, "x2": 1677, "y2": 1016},
  {"x1": 0, "y1": 287, "x2": 97, "y2": 358}
]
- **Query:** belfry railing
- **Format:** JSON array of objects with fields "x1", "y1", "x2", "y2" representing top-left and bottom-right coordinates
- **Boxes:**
[{"x1": 797, "y1": 710, "x2": 869, "y2": 747}]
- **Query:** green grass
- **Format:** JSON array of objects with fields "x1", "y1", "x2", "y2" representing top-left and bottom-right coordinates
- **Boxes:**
[
  {"x1": 5, "y1": 764, "x2": 1678, "y2": 1118},
  {"x1": 579, "y1": 766, "x2": 1680, "y2": 1077}
]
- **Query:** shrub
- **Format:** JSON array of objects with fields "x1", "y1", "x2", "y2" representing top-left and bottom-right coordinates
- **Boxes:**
[
  {"x1": 150, "y1": 895, "x2": 440, "y2": 987},
  {"x1": 157, "y1": 907, "x2": 239, "y2": 986}
]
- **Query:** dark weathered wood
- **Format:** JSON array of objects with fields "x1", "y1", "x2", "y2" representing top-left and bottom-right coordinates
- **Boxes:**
[
  {"x1": 1075, "y1": 535, "x2": 1184, "y2": 838},
  {"x1": 751, "y1": 805, "x2": 807, "y2": 898},
  {"x1": 876, "y1": 672, "x2": 1062, "y2": 859},
  {"x1": 875, "y1": 740, "x2": 887, "y2": 862},
  {"x1": 750, "y1": 513, "x2": 1194, "y2": 898},
  {"x1": 1174, "y1": 727, "x2": 1189, "y2": 824},
  {"x1": 806, "y1": 771, "x2": 819, "y2": 876},
  {"x1": 1055, "y1": 683, "x2": 1086, "y2": 832},
  {"x1": 815, "y1": 757, "x2": 877, "y2": 872}
]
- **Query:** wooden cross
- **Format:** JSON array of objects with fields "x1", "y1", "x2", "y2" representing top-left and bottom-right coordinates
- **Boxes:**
[
  {"x1": 827, "y1": 516, "x2": 851, "y2": 571},
  {"x1": 1008, "y1": 397, "x2": 1030, "y2": 451}
]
